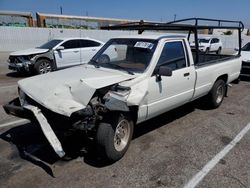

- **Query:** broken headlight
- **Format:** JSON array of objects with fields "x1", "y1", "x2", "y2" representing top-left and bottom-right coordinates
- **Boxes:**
[
  {"x1": 104, "y1": 88, "x2": 131, "y2": 103},
  {"x1": 107, "y1": 84, "x2": 131, "y2": 97}
]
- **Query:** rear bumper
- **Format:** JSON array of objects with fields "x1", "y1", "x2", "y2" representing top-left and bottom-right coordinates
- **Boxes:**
[{"x1": 3, "y1": 98, "x2": 34, "y2": 120}]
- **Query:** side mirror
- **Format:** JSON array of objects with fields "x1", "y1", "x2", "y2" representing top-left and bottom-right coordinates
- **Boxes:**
[
  {"x1": 155, "y1": 66, "x2": 172, "y2": 81},
  {"x1": 159, "y1": 66, "x2": 172, "y2": 76},
  {"x1": 234, "y1": 48, "x2": 239, "y2": 51},
  {"x1": 56, "y1": 46, "x2": 64, "y2": 51}
]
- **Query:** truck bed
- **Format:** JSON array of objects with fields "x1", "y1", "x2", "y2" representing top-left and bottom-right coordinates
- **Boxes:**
[
  {"x1": 191, "y1": 53, "x2": 241, "y2": 100},
  {"x1": 192, "y1": 52, "x2": 234, "y2": 66}
]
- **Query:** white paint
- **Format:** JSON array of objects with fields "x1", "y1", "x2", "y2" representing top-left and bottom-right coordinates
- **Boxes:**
[
  {"x1": 184, "y1": 122, "x2": 250, "y2": 188},
  {"x1": 0, "y1": 119, "x2": 29, "y2": 128},
  {"x1": 10, "y1": 48, "x2": 48, "y2": 56}
]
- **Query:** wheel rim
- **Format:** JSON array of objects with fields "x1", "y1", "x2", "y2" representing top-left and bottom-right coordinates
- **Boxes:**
[
  {"x1": 114, "y1": 119, "x2": 131, "y2": 152},
  {"x1": 39, "y1": 61, "x2": 51, "y2": 74},
  {"x1": 216, "y1": 85, "x2": 224, "y2": 104}
]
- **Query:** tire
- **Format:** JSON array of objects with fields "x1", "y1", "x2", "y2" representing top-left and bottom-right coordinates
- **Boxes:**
[
  {"x1": 205, "y1": 48, "x2": 209, "y2": 54},
  {"x1": 207, "y1": 79, "x2": 226, "y2": 108},
  {"x1": 216, "y1": 47, "x2": 222, "y2": 55},
  {"x1": 34, "y1": 59, "x2": 52, "y2": 75},
  {"x1": 96, "y1": 113, "x2": 134, "y2": 161}
]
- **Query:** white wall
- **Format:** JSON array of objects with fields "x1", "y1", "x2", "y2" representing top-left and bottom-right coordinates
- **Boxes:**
[{"x1": 0, "y1": 26, "x2": 250, "y2": 52}]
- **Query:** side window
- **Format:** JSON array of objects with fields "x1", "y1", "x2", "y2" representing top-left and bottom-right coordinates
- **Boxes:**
[
  {"x1": 246, "y1": 43, "x2": 250, "y2": 51},
  {"x1": 80, "y1": 40, "x2": 101, "y2": 48},
  {"x1": 211, "y1": 38, "x2": 218, "y2": 44},
  {"x1": 61, "y1": 40, "x2": 80, "y2": 49},
  {"x1": 157, "y1": 41, "x2": 187, "y2": 71}
]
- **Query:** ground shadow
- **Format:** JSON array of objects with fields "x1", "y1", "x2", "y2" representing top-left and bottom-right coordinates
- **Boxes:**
[
  {"x1": 0, "y1": 102, "x2": 197, "y2": 175},
  {"x1": 240, "y1": 75, "x2": 250, "y2": 82},
  {"x1": 6, "y1": 71, "x2": 31, "y2": 78},
  {"x1": 133, "y1": 103, "x2": 195, "y2": 139}
]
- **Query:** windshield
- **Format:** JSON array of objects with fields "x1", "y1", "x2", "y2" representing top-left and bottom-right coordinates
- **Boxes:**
[
  {"x1": 90, "y1": 38, "x2": 158, "y2": 74},
  {"x1": 198, "y1": 39, "x2": 210, "y2": 43},
  {"x1": 242, "y1": 43, "x2": 250, "y2": 51},
  {"x1": 38, "y1": 40, "x2": 63, "y2": 49}
]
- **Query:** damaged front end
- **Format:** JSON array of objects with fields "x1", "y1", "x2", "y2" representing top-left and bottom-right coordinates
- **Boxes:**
[
  {"x1": 3, "y1": 78, "x2": 133, "y2": 158},
  {"x1": 71, "y1": 84, "x2": 131, "y2": 131}
]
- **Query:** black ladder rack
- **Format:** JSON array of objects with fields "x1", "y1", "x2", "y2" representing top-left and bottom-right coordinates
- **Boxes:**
[{"x1": 101, "y1": 18, "x2": 244, "y2": 64}]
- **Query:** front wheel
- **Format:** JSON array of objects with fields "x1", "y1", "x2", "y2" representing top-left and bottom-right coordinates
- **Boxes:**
[
  {"x1": 96, "y1": 113, "x2": 134, "y2": 161},
  {"x1": 205, "y1": 47, "x2": 210, "y2": 54},
  {"x1": 207, "y1": 79, "x2": 226, "y2": 108},
  {"x1": 34, "y1": 59, "x2": 52, "y2": 75}
]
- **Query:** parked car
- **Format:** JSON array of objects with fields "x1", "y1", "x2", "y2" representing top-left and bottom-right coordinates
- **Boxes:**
[
  {"x1": 8, "y1": 38, "x2": 104, "y2": 74},
  {"x1": 4, "y1": 33, "x2": 241, "y2": 161},
  {"x1": 238, "y1": 42, "x2": 250, "y2": 76},
  {"x1": 190, "y1": 37, "x2": 223, "y2": 54}
]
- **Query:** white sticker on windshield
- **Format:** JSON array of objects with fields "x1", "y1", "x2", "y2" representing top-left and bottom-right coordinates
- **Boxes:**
[{"x1": 134, "y1": 42, "x2": 154, "y2": 49}]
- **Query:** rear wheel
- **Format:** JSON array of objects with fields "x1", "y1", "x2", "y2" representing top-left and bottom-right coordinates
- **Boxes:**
[
  {"x1": 34, "y1": 59, "x2": 52, "y2": 75},
  {"x1": 96, "y1": 113, "x2": 134, "y2": 161},
  {"x1": 205, "y1": 47, "x2": 210, "y2": 54},
  {"x1": 207, "y1": 79, "x2": 226, "y2": 108}
]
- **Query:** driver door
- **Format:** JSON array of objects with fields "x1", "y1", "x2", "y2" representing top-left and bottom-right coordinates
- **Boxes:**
[
  {"x1": 54, "y1": 40, "x2": 81, "y2": 68},
  {"x1": 146, "y1": 40, "x2": 195, "y2": 120}
]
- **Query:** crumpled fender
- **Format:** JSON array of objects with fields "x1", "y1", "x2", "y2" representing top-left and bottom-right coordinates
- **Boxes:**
[{"x1": 104, "y1": 77, "x2": 149, "y2": 111}]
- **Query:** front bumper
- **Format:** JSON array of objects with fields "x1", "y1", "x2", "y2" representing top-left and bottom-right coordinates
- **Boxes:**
[
  {"x1": 3, "y1": 98, "x2": 34, "y2": 119},
  {"x1": 3, "y1": 97, "x2": 65, "y2": 157},
  {"x1": 190, "y1": 46, "x2": 206, "y2": 52},
  {"x1": 8, "y1": 61, "x2": 32, "y2": 72}
]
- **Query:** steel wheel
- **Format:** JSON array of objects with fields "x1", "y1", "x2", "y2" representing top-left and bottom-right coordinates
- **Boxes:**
[
  {"x1": 96, "y1": 113, "x2": 134, "y2": 161},
  {"x1": 216, "y1": 85, "x2": 224, "y2": 104},
  {"x1": 114, "y1": 119, "x2": 131, "y2": 152},
  {"x1": 206, "y1": 79, "x2": 226, "y2": 109}
]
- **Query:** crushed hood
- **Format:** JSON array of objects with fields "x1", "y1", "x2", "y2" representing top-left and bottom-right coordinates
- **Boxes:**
[
  {"x1": 10, "y1": 48, "x2": 49, "y2": 56},
  {"x1": 18, "y1": 65, "x2": 136, "y2": 116}
]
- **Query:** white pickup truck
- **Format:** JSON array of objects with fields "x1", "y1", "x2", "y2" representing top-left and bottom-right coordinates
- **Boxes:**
[{"x1": 3, "y1": 19, "x2": 242, "y2": 161}]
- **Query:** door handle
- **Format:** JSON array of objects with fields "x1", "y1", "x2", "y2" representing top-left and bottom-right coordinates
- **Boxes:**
[
  {"x1": 73, "y1": 50, "x2": 79, "y2": 53},
  {"x1": 92, "y1": 49, "x2": 96, "y2": 51},
  {"x1": 184, "y1": 72, "x2": 190, "y2": 77}
]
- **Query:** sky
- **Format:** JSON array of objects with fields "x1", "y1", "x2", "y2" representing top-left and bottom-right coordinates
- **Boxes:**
[{"x1": 1, "y1": 0, "x2": 250, "y2": 27}]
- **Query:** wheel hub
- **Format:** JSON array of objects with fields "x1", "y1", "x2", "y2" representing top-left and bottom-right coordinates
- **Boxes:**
[
  {"x1": 114, "y1": 119, "x2": 130, "y2": 152},
  {"x1": 216, "y1": 85, "x2": 224, "y2": 104},
  {"x1": 39, "y1": 62, "x2": 51, "y2": 74}
]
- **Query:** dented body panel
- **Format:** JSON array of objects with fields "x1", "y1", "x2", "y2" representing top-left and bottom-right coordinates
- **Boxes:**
[{"x1": 18, "y1": 64, "x2": 136, "y2": 116}]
